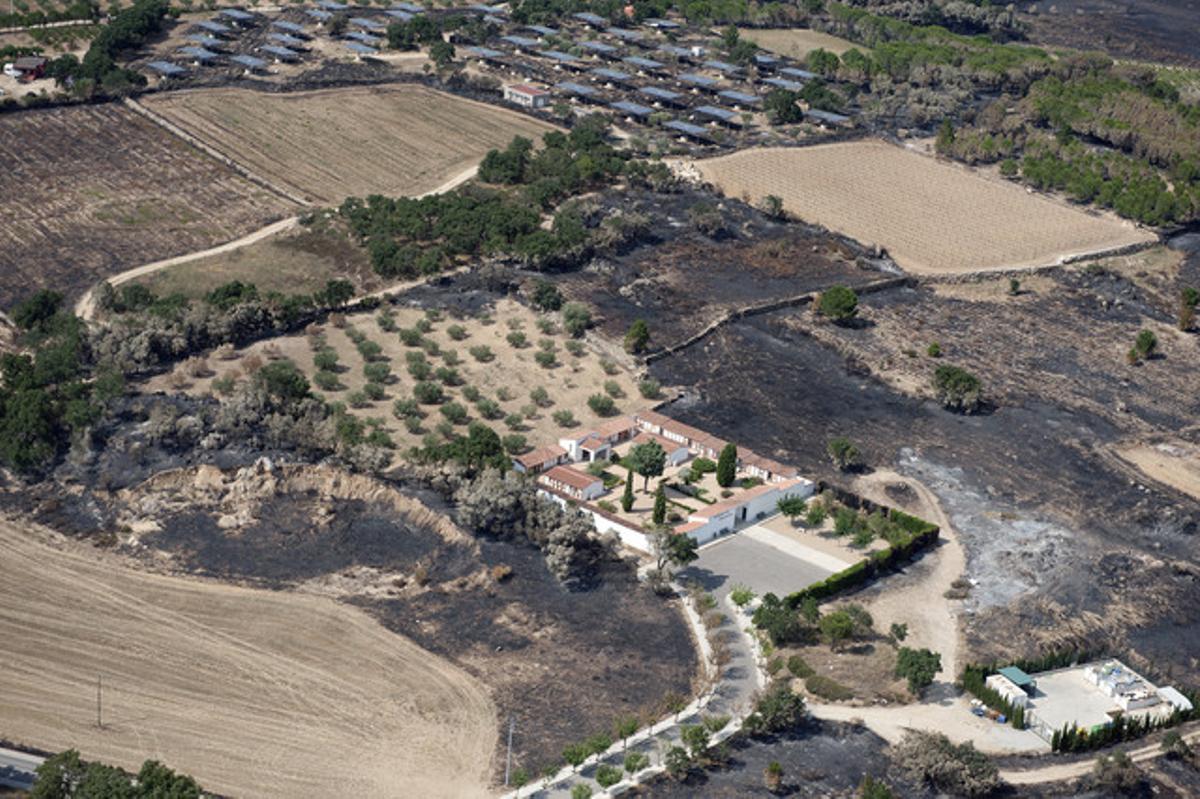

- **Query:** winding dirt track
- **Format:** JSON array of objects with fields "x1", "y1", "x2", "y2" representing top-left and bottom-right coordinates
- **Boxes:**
[{"x1": 0, "y1": 517, "x2": 497, "y2": 798}]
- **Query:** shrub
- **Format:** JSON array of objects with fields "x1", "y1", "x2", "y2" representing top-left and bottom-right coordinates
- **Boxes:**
[
  {"x1": 587, "y1": 393, "x2": 616, "y2": 416},
  {"x1": 504, "y1": 413, "x2": 524, "y2": 429},
  {"x1": 415, "y1": 318, "x2": 433, "y2": 334},
  {"x1": 212, "y1": 374, "x2": 237, "y2": 395},
  {"x1": 624, "y1": 751, "x2": 649, "y2": 774},
  {"x1": 506, "y1": 331, "x2": 528, "y2": 348},
  {"x1": 744, "y1": 682, "x2": 807, "y2": 736},
  {"x1": 363, "y1": 382, "x2": 386, "y2": 401},
  {"x1": 893, "y1": 731, "x2": 999, "y2": 797},
  {"x1": 313, "y1": 348, "x2": 339, "y2": 371},
  {"x1": 638, "y1": 378, "x2": 661, "y2": 398},
  {"x1": 534, "y1": 349, "x2": 557, "y2": 368},
  {"x1": 446, "y1": 324, "x2": 467, "y2": 341},
  {"x1": 393, "y1": 398, "x2": 421, "y2": 419},
  {"x1": 440, "y1": 349, "x2": 460, "y2": 366},
  {"x1": 530, "y1": 386, "x2": 552, "y2": 407},
  {"x1": 787, "y1": 654, "x2": 815, "y2": 679},
  {"x1": 926, "y1": 342, "x2": 942, "y2": 358},
  {"x1": 313, "y1": 370, "x2": 341, "y2": 391},
  {"x1": 562, "y1": 302, "x2": 591, "y2": 337},
  {"x1": 536, "y1": 318, "x2": 556, "y2": 335},
  {"x1": 895, "y1": 647, "x2": 942, "y2": 695},
  {"x1": 502, "y1": 434, "x2": 528, "y2": 454},
  {"x1": 599, "y1": 357, "x2": 620, "y2": 375},
  {"x1": 348, "y1": 390, "x2": 370, "y2": 408},
  {"x1": 398, "y1": 328, "x2": 422, "y2": 346},
  {"x1": 730, "y1": 584, "x2": 755, "y2": 607},
  {"x1": 461, "y1": 385, "x2": 481, "y2": 402},
  {"x1": 933, "y1": 365, "x2": 982, "y2": 413},
  {"x1": 440, "y1": 402, "x2": 468, "y2": 424},
  {"x1": 356, "y1": 339, "x2": 383, "y2": 361},
  {"x1": 407, "y1": 360, "x2": 432, "y2": 380},
  {"x1": 603, "y1": 379, "x2": 624, "y2": 398},
  {"x1": 363, "y1": 362, "x2": 390, "y2": 383},
  {"x1": 818, "y1": 285, "x2": 858, "y2": 323},
  {"x1": 553, "y1": 409, "x2": 577, "y2": 427},
  {"x1": 421, "y1": 338, "x2": 440, "y2": 357},
  {"x1": 805, "y1": 504, "x2": 827, "y2": 526},
  {"x1": 595, "y1": 764, "x2": 621, "y2": 789},
  {"x1": 413, "y1": 381, "x2": 444, "y2": 404},
  {"x1": 805, "y1": 674, "x2": 853, "y2": 701},
  {"x1": 531, "y1": 279, "x2": 563, "y2": 311},
  {"x1": 476, "y1": 398, "x2": 502, "y2": 419},
  {"x1": 570, "y1": 784, "x2": 592, "y2": 799},
  {"x1": 565, "y1": 339, "x2": 585, "y2": 357},
  {"x1": 1133, "y1": 329, "x2": 1158, "y2": 360},
  {"x1": 469, "y1": 345, "x2": 494, "y2": 362},
  {"x1": 435, "y1": 367, "x2": 462, "y2": 386},
  {"x1": 624, "y1": 319, "x2": 651, "y2": 353}
]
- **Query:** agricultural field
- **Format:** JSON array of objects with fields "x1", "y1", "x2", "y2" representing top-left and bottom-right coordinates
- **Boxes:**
[
  {"x1": 694, "y1": 142, "x2": 1155, "y2": 275},
  {"x1": 739, "y1": 26, "x2": 863, "y2": 58},
  {"x1": 0, "y1": 104, "x2": 295, "y2": 310},
  {"x1": 0, "y1": 515, "x2": 497, "y2": 798},
  {"x1": 149, "y1": 296, "x2": 646, "y2": 458},
  {"x1": 141, "y1": 85, "x2": 562, "y2": 205}
]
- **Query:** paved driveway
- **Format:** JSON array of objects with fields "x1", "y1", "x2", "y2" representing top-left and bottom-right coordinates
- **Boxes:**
[{"x1": 679, "y1": 526, "x2": 840, "y2": 601}]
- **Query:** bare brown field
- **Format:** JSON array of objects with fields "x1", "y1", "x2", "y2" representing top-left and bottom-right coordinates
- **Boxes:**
[
  {"x1": 149, "y1": 298, "x2": 646, "y2": 457},
  {"x1": 141, "y1": 85, "x2": 562, "y2": 204},
  {"x1": 0, "y1": 104, "x2": 295, "y2": 310},
  {"x1": 694, "y1": 141, "x2": 1156, "y2": 275},
  {"x1": 1117, "y1": 442, "x2": 1200, "y2": 502},
  {"x1": 739, "y1": 27, "x2": 864, "y2": 58},
  {"x1": 0, "y1": 516, "x2": 497, "y2": 798}
]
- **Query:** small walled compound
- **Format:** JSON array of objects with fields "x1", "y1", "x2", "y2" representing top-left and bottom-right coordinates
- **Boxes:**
[{"x1": 516, "y1": 409, "x2": 814, "y2": 551}]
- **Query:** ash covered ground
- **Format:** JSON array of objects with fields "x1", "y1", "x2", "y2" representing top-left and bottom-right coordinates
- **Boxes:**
[{"x1": 1018, "y1": 0, "x2": 1200, "y2": 67}]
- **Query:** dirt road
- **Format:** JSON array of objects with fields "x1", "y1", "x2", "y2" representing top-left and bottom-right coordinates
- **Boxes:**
[{"x1": 0, "y1": 517, "x2": 497, "y2": 798}]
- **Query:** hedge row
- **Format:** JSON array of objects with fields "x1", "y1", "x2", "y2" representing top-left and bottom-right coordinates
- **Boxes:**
[
  {"x1": 1052, "y1": 702, "x2": 1198, "y2": 753},
  {"x1": 961, "y1": 665, "x2": 1027, "y2": 729},
  {"x1": 783, "y1": 508, "x2": 939, "y2": 606}
]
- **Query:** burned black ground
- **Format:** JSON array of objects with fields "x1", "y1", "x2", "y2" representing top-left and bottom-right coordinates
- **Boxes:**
[{"x1": 1018, "y1": 0, "x2": 1200, "y2": 67}]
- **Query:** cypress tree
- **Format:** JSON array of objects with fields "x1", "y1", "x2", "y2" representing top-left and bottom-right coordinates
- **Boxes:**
[
  {"x1": 716, "y1": 443, "x2": 737, "y2": 488},
  {"x1": 621, "y1": 468, "x2": 634, "y2": 513},
  {"x1": 653, "y1": 484, "x2": 667, "y2": 525}
]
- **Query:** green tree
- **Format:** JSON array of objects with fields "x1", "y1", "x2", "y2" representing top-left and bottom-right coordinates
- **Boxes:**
[
  {"x1": 764, "y1": 760, "x2": 783, "y2": 792},
  {"x1": 624, "y1": 751, "x2": 649, "y2": 773},
  {"x1": 624, "y1": 319, "x2": 651, "y2": 353},
  {"x1": 744, "y1": 682, "x2": 807, "y2": 735},
  {"x1": 320, "y1": 278, "x2": 354, "y2": 307},
  {"x1": 570, "y1": 782, "x2": 593, "y2": 799},
  {"x1": 818, "y1": 285, "x2": 858, "y2": 323},
  {"x1": 531, "y1": 278, "x2": 563, "y2": 311},
  {"x1": 561, "y1": 302, "x2": 591, "y2": 337},
  {"x1": 933, "y1": 365, "x2": 982, "y2": 413},
  {"x1": 680, "y1": 723, "x2": 711, "y2": 760},
  {"x1": 255, "y1": 360, "x2": 310, "y2": 406},
  {"x1": 651, "y1": 527, "x2": 698, "y2": 573},
  {"x1": 716, "y1": 442, "x2": 737, "y2": 488},
  {"x1": 587, "y1": 393, "x2": 615, "y2": 416},
  {"x1": 777, "y1": 495, "x2": 807, "y2": 518},
  {"x1": 760, "y1": 194, "x2": 784, "y2": 219},
  {"x1": 819, "y1": 610, "x2": 856, "y2": 649},
  {"x1": 652, "y1": 483, "x2": 667, "y2": 524},
  {"x1": 621, "y1": 468, "x2": 635, "y2": 512},
  {"x1": 764, "y1": 88, "x2": 803, "y2": 123},
  {"x1": 1131, "y1": 329, "x2": 1158, "y2": 361},
  {"x1": 562, "y1": 742, "x2": 588, "y2": 773},
  {"x1": 826, "y1": 436, "x2": 861, "y2": 471},
  {"x1": 628, "y1": 440, "x2": 666, "y2": 490},
  {"x1": 894, "y1": 647, "x2": 942, "y2": 694},
  {"x1": 614, "y1": 716, "x2": 639, "y2": 751},
  {"x1": 429, "y1": 39, "x2": 455, "y2": 68},
  {"x1": 595, "y1": 764, "x2": 621, "y2": 788},
  {"x1": 935, "y1": 117, "x2": 956, "y2": 153},
  {"x1": 663, "y1": 745, "x2": 691, "y2": 779},
  {"x1": 12, "y1": 289, "x2": 64, "y2": 332}
]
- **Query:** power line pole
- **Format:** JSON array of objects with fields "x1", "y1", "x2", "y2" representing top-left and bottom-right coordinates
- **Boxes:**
[
  {"x1": 504, "y1": 716, "x2": 514, "y2": 786},
  {"x1": 96, "y1": 674, "x2": 102, "y2": 729}
]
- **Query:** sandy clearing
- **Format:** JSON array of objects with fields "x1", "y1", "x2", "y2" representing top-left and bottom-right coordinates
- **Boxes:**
[
  {"x1": 1117, "y1": 441, "x2": 1200, "y2": 501},
  {"x1": 0, "y1": 516, "x2": 497, "y2": 798},
  {"x1": 739, "y1": 27, "x2": 863, "y2": 58},
  {"x1": 693, "y1": 141, "x2": 1155, "y2": 275},
  {"x1": 141, "y1": 84, "x2": 561, "y2": 204}
]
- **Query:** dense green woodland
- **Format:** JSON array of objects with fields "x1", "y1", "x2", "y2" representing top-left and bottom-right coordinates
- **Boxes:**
[{"x1": 30, "y1": 750, "x2": 203, "y2": 798}]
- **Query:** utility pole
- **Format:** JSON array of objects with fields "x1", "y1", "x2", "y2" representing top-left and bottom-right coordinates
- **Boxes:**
[
  {"x1": 503, "y1": 716, "x2": 514, "y2": 786},
  {"x1": 96, "y1": 674, "x2": 103, "y2": 730}
]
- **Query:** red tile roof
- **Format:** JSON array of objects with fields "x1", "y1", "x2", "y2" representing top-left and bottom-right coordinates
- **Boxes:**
[
  {"x1": 515, "y1": 443, "x2": 566, "y2": 469},
  {"x1": 594, "y1": 415, "x2": 636, "y2": 439},
  {"x1": 632, "y1": 430, "x2": 686, "y2": 453},
  {"x1": 540, "y1": 465, "x2": 602, "y2": 492},
  {"x1": 508, "y1": 83, "x2": 549, "y2": 95}
]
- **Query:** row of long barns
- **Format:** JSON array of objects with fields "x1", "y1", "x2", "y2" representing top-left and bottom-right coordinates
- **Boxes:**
[{"x1": 463, "y1": 13, "x2": 851, "y2": 141}]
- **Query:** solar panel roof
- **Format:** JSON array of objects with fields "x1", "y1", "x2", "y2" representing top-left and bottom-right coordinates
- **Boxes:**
[
  {"x1": 780, "y1": 67, "x2": 817, "y2": 80},
  {"x1": 580, "y1": 40, "x2": 618, "y2": 53},
  {"x1": 317, "y1": 0, "x2": 348, "y2": 9},
  {"x1": 703, "y1": 59, "x2": 741, "y2": 73},
  {"x1": 664, "y1": 119, "x2": 709, "y2": 137},
  {"x1": 590, "y1": 67, "x2": 630, "y2": 82},
  {"x1": 527, "y1": 24, "x2": 557, "y2": 35},
  {"x1": 555, "y1": 81, "x2": 597, "y2": 96},
  {"x1": 807, "y1": 109, "x2": 850, "y2": 124},
  {"x1": 502, "y1": 35, "x2": 540, "y2": 47},
  {"x1": 763, "y1": 77, "x2": 804, "y2": 91},
  {"x1": 147, "y1": 60, "x2": 186, "y2": 75},
  {"x1": 196, "y1": 20, "x2": 232, "y2": 34},
  {"x1": 271, "y1": 20, "x2": 305, "y2": 33},
  {"x1": 392, "y1": 1, "x2": 423, "y2": 11},
  {"x1": 573, "y1": 12, "x2": 607, "y2": 25},
  {"x1": 178, "y1": 46, "x2": 219, "y2": 60},
  {"x1": 464, "y1": 46, "x2": 503, "y2": 58},
  {"x1": 679, "y1": 72, "x2": 717, "y2": 86},
  {"x1": 606, "y1": 27, "x2": 642, "y2": 40},
  {"x1": 538, "y1": 49, "x2": 579, "y2": 63},
  {"x1": 268, "y1": 32, "x2": 306, "y2": 46},
  {"x1": 350, "y1": 17, "x2": 385, "y2": 29},
  {"x1": 385, "y1": 8, "x2": 413, "y2": 18},
  {"x1": 345, "y1": 31, "x2": 381, "y2": 43},
  {"x1": 639, "y1": 85, "x2": 681, "y2": 101},
  {"x1": 262, "y1": 45, "x2": 300, "y2": 59},
  {"x1": 718, "y1": 89, "x2": 760, "y2": 105},
  {"x1": 610, "y1": 100, "x2": 653, "y2": 116},
  {"x1": 305, "y1": 9, "x2": 332, "y2": 19},
  {"x1": 345, "y1": 42, "x2": 379, "y2": 54},
  {"x1": 754, "y1": 53, "x2": 779, "y2": 65},
  {"x1": 622, "y1": 55, "x2": 662, "y2": 69},
  {"x1": 186, "y1": 34, "x2": 223, "y2": 47},
  {"x1": 657, "y1": 44, "x2": 691, "y2": 57},
  {"x1": 644, "y1": 17, "x2": 680, "y2": 28},
  {"x1": 219, "y1": 8, "x2": 254, "y2": 20},
  {"x1": 695, "y1": 104, "x2": 737, "y2": 121},
  {"x1": 230, "y1": 54, "x2": 267, "y2": 68}
]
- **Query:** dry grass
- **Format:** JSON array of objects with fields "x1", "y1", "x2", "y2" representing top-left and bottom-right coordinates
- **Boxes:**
[
  {"x1": 148, "y1": 298, "x2": 646, "y2": 454},
  {"x1": 0, "y1": 516, "x2": 497, "y2": 798},
  {"x1": 141, "y1": 85, "x2": 562, "y2": 204},
  {"x1": 0, "y1": 104, "x2": 295, "y2": 309},
  {"x1": 694, "y1": 141, "x2": 1155, "y2": 275},
  {"x1": 739, "y1": 27, "x2": 864, "y2": 58}
]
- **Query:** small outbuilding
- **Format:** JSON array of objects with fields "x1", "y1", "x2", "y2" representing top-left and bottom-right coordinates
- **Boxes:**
[{"x1": 503, "y1": 82, "x2": 551, "y2": 109}]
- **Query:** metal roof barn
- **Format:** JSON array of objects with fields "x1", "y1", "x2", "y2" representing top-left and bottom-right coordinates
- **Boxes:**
[
  {"x1": 590, "y1": 67, "x2": 631, "y2": 83},
  {"x1": 718, "y1": 89, "x2": 761, "y2": 106},
  {"x1": 555, "y1": 81, "x2": 598, "y2": 98},
  {"x1": 763, "y1": 77, "x2": 804, "y2": 91},
  {"x1": 639, "y1": 85, "x2": 682, "y2": 103},
  {"x1": 230, "y1": 54, "x2": 267, "y2": 69},
  {"x1": 147, "y1": 61, "x2": 186, "y2": 76},
  {"x1": 664, "y1": 119, "x2": 710, "y2": 139},
  {"x1": 178, "y1": 46, "x2": 219, "y2": 62},
  {"x1": 622, "y1": 55, "x2": 663, "y2": 70},
  {"x1": 268, "y1": 32, "x2": 306, "y2": 47},
  {"x1": 695, "y1": 104, "x2": 738, "y2": 123},
  {"x1": 572, "y1": 11, "x2": 607, "y2": 26},
  {"x1": 609, "y1": 100, "x2": 653, "y2": 118},
  {"x1": 780, "y1": 67, "x2": 817, "y2": 80},
  {"x1": 262, "y1": 45, "x2": 300, "y2": 61}
]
